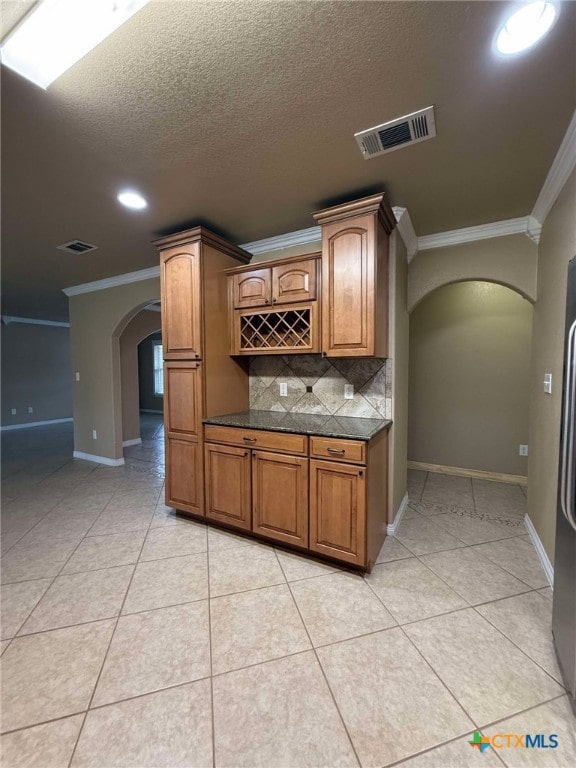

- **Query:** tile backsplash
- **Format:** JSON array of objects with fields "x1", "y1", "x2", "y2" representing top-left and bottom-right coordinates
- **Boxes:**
[{"x1": 249, "y1": 355, "x2": 391, "y2": 419}]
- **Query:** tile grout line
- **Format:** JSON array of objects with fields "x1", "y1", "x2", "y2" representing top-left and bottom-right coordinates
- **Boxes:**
[
  {"x1": 65, "y1": 492, "x2": 156, "y2": 768},
  {"x1": 471, "y1": 604, "x2": 568, "y2": 692},
  {"x1": 397, "y1": 622, "x2": 481, "y2": 730},
  {"x1": 206, "y1": 535, "x2": 217, "y2": 768},
  {"x1": 275, "y1": 550, "x2": 363, "y2": 768}
]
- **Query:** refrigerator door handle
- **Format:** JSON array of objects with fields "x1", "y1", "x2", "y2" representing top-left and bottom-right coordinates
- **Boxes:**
[{"x1": 561, "y1": 319, "x2": 576, "y2": 532}]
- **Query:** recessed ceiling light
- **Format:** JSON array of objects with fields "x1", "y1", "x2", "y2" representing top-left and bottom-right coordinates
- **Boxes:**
[
  {"x1": 0, "y1": 0, "x2": 151, "y2": 90},
  {"x1": 117, "y1": 190, "x2": 148, "y2": 210},
  {"x1": 495, "y1": 1, "x2": 558, "y2": 55}
]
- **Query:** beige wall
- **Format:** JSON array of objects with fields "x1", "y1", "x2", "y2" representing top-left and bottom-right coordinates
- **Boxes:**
[
  {"x1": 69, "y1": 278, "x2": 160, "y2": 460},
  {"x1": 409, "y1": 281, "x2": 533, "y2": 476},
  {"x1": 528, "y1": 168, "x2": 576, "y2": 563},
  {"x1": 119, "y1": 310, "x2": 162, "y2": 444},
  {"x1": 409, "y1": 234, "x2": 538, "y2": 312},
  {"x1": 1, "y1": 322, "x2": 73, "y2": 426},
  {"x1": 390, "y1": 231, "x2": 409, "y2": 519}
]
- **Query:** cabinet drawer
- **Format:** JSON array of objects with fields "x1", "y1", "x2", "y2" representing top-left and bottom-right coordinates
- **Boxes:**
[
  {"x1": 310, "y1": 436, "x2": 366, "y2": 464},
  {"x1": 204, "y1": 425, "x2": 307, "y2": 456}
]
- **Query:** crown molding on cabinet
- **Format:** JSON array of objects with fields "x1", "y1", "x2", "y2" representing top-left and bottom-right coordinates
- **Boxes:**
[
  {"x1": 240, "y1": 226, "x2": 321, "y2": 255},
  {"x1": 63, "y1": 266, "x2": 161, "y2": 297},
  {"x1": 1, "y1": 315, "x2": 70, "y2": 327},
  {"x1": 531, "y1": 109, "x2": 576, "y2": 228},
  {"x1": 392, "y1": 207, "x2": 418, "y2": 261}
]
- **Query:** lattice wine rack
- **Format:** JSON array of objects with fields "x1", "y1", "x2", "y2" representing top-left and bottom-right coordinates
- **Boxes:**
[{"x1": 237, "y1": 306, "x2": 318, "y2": 353}]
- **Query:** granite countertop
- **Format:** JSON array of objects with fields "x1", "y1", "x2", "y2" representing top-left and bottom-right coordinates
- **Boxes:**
[{"x1": 203, "y1": 410, "x2": 391, "y2": 441}]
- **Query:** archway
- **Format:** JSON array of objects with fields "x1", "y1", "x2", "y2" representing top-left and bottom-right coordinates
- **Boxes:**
[
  {"x1": 408, "y1": 280, "x2": 534, "y2": 479},
  {"x1": 119, "y1": 310, "x2": 162, "y2": 450}
]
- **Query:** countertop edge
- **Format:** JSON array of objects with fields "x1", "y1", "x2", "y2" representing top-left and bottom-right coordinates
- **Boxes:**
[{"x1": 202, "y1": 411, "x2": 392, "y2": 441}]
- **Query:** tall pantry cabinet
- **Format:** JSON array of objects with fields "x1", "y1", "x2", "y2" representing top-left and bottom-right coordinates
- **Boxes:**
[{"x1": 154, "y1": 227, "x2": 251, "y2": 515}]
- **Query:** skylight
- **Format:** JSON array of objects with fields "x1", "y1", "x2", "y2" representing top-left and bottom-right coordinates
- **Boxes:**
[{"x1": 0, "y1": 0, "x2": 151, "y2": 89}]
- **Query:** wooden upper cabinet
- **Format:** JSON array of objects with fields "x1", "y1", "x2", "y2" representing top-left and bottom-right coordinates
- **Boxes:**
[
  {"x1": 233, "y1": 268, "x2": 271, "y2": 309},
  {"x1": 272, "y1": 259, "x2": 317, "y2": 305},
  {"x1": 230, "y1": 256, "x2": 318, "y2": 310},
  {"x1": 164, "y1": 361, "x2": 203, "y2": 440},
  {"x1": 313, "y1": 194, "x2": 395, "y2": 358},
  {"x1": 160, "y1": 244, "x2": 202, "y2": 360}
]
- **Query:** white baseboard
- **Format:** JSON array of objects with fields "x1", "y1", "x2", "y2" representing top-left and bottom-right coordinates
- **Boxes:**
[
  {"x1": 1, "y1": 417, "x2": 73, "y2": 432},
  {"x1": 524, "y1": 513, "x2": 554, "y2": 586},
  {"x1": 73, "y1": 450, "x2": 125, "y2": 466},
  {"x1": 387, "y1": 492, "x2": 409, "y2": 535},
  {"x1": 122, "y1": 438, "x2": 142, "y2": 447}
]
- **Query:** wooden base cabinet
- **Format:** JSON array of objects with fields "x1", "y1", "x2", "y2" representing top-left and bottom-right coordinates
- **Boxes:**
[
  {"x1": 204, "y1": 425, "x2": 389, "y2": 571},
  {"x1": 252, "y1": 451, "x2": 308, "y2": 548},
  {"x1": 309, "y1": 459, "x2": 366, "y2": 567},
  {"x1": 166, "y1": 438, "x2": 202, "y2": 515},
  {"x1": 204, "y1": 443, "x2": 251, "y2": 530}
]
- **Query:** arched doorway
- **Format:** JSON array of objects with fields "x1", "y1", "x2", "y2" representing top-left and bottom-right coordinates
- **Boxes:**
[
  {"x1": 408, "y1": 280, "x2": 534, "y2": 480},
  {"x1": 118, "y1": 307, "x2": 162, "y2": 450}
]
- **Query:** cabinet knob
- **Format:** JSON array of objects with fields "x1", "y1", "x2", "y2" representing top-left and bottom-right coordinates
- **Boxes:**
[
  {"x1": 272, "y1": 297, "x2": 277, "y2": 303},
  {"x1": 359, "y1": 470, "x2": 364, "y2": 477}
]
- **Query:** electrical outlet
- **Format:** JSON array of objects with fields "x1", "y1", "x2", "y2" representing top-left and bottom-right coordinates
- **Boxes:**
[
  {"x1": 75, "y1": 371, "x2": 80, "y2": 382},
  {"x1": 279, "y1": 382, "x2": 288, "y2": 397},
  {"x1": 11, "y1": 408, "x2": 16, "y2": 415},
  {"x1": 344, "y1": 384, "x2": 354, "y2": 400},
  {"x1": 27, "y1": 406, "x2": 33, "y2": 414},
  {"x1": 92, "y1": 430, "x2": 97, "y2": 440},
  {"x1": 543, "y1": 373, "x2": 552, "y2": 394},
  {"x1": 519, "y1": 444, "x2": 529, "y2": 456}
]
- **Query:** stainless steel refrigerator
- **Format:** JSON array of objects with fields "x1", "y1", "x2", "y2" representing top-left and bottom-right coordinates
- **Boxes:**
[{"x1": 552, "y1": 255, "x2": 576, "y2": 702}]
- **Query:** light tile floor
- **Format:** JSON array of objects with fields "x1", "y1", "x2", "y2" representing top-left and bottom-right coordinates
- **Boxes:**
[{"x1": 1, "y1": 419, "x2": 575, "y2": 767}]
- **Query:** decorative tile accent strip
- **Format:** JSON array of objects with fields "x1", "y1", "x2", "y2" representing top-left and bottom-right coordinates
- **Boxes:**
[{"x1": 249, "y1": 355, "x2": 391, "y2": 419}]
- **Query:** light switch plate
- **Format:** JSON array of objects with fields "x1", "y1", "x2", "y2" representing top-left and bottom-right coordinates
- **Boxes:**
[
  {"x1": 344, "y1": 384, "x2": 354, "y2": 400},
  {"x1": 543, "y1": 373, "x2": 552, "y2": 394},
  {"x1": 519, "y1": 444, "x2": 529, "y2": 456},
  {"x1": 279, "y1": 382, "x2": 288, "y2": 397}
]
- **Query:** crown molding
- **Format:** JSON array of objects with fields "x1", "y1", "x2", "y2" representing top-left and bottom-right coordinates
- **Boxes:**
[
  {"x1": 63, "y1": 266, "x2": 160, "y2": 297},
  {"x1": 2, "y1": 315, "x2": 70, "y2": 327},
  {"x1": 240, "y1": 226, "x2": 321, "y2": 255},
  {"x1": 392, "y1": 207, "x2": 418, "y2": 261},
  {"x1": 417, "y1": 216, "x2": 534, "y2": 251},
  {"x1": 532, "y1": 109, "x2": 576, "y2": 227}
]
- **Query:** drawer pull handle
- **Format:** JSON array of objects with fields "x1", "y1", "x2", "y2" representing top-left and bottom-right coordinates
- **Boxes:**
[
  {"x1": 243, "y1": 437, "x2": 257, "y2": 443},
  {"x1": 327, "y1": 448, "x2": 345, "y2": 455}
]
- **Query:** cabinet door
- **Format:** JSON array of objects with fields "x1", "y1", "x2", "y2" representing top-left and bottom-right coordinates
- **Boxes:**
[
  {"x1": 204, "y1": 443, "x2": 251, "y2": 530},
  {"x1": 164, "y1": 362, "x2": 203, "y2": 440},
  {"x1": 321, "y1": 217, "x2": 374, "y2": 357},
  {"x1": 161, "y1": 244, "x2": 202, "y2": 359},
  {"x1": 272, "y1": 259, "x2": 317, "y2": 305},
  {"x1": 252, "y1": 451, "x2": 308, "y2": 548},
  {"x1": 232, "y1": 269, "x2": 271, "y2": 308},
  {"x1": 310, "y1": 459, "x2": 366, "y2": 566},
  {"x1": 166, "y1": 438, "x2": 203, "y2": 516}
]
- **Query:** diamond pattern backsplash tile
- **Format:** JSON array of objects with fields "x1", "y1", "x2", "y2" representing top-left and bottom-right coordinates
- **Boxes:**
[{"x1": 248, "y1": 355, "x2": 391, "y2": 419}]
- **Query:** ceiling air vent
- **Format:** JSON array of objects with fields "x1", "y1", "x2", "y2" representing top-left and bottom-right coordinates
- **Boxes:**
[
  {"x1": 355, "y1": 106, "x2": 436, "y2": 159},
  {"x1": 57, "y1": 240, "x2": 98, "y2": 254}
]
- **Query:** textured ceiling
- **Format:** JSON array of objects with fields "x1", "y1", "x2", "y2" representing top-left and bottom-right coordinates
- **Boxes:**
[{"x1": 2, "y1": 0, "x2": 575, "y2": 320}]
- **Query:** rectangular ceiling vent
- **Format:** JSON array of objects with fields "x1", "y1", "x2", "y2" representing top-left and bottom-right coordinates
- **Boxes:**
[
  {"x1": 57, "y1": 240, "x2": 98, "y2": 254},
  {"x1": 354, "y1": 106, "x2": 436, "y2": 159}
]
